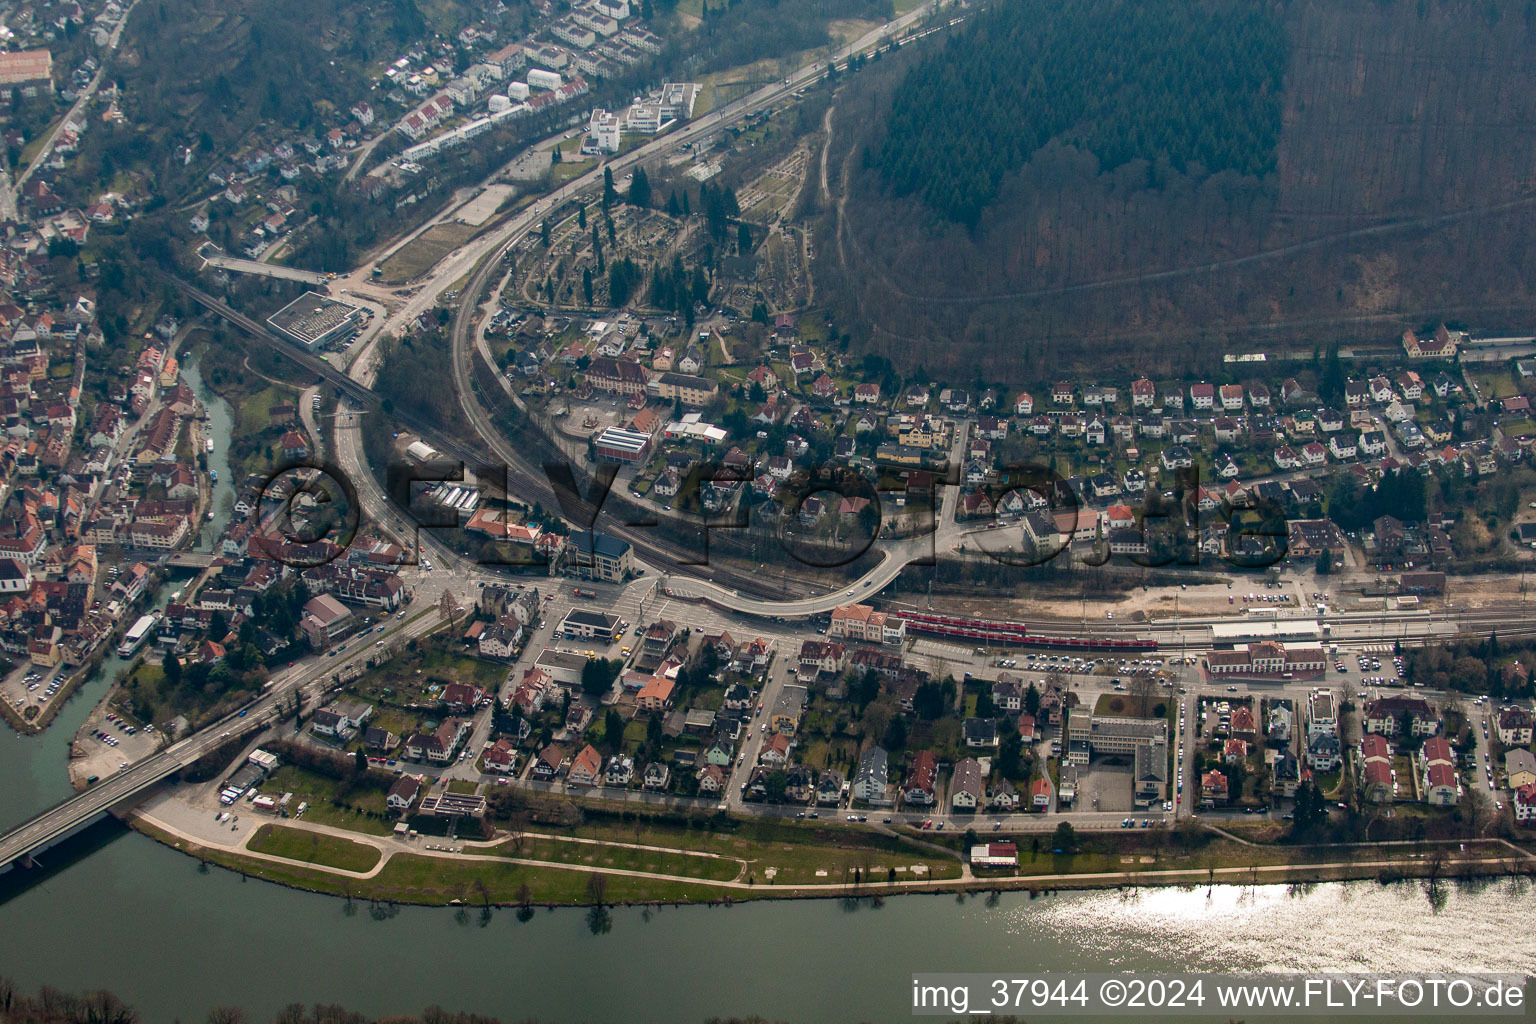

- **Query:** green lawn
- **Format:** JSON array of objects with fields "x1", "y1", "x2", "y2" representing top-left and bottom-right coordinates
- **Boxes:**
[
  {"x1": 549, "y1": 148, "x2": 596, "y2": 185},
  {"x1": 495, "y1": 835, "x2": 744, "y2": 882},
  {"x1": 19, "y1": 122, "x2": 58, "y2": 166},
  {"x1": 262, "y1": 765, "x2": 394, "y2": 835},
  {"x1": 345, "y1": 640, "x2": 509, "y2": 707},
  {"x1": 365, "y1": 853, "x2": 721, "y2": 905},
  {"x1": 741, "y1": 837, "x2": 960, "y2": 885},
  {"x1": 146, "y1": 818, "x2": 725, "y2": 905},
  {"x1": 295, "y1": 800, "x2": 395, "y2": 836},
  {"x1": 1471, "y1": 371, "x2": 1520, "y2": 402},
  {"x1": 233, "y1": 385, "x2": 291, "y2": 440},
  {"x1": 247, "y1": 824, "x2": 381, "y2": 873},
  {"x1": 548, "y1": 815, "x2": 961, "y2": 886},
  {"x1": 1094, "y1": 692, "x2": 1162, "y2": 718}
]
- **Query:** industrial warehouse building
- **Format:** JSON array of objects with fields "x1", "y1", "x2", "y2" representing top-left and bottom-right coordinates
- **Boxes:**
[
  {"x1": 267, "y1": 292, "x2": 365, "y2": 351},
  {"x1": 0, "y1": 50, "x2": 53, "y2": 95},
  {"x1": 593, "y1": 426, "x2": 653, "y2": 463}
]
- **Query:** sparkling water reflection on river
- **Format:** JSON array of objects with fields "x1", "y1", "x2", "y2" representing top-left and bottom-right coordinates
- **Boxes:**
[{"x1": 0, "y1": 828, "x2": 1530, "y2": 1024}]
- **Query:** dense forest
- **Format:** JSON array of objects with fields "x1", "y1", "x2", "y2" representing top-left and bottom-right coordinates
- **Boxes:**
[
  {"x1": 820, "y1": 0, "x2": 1536, "y2": 376},
  {"x1": 875, "y1": 0, "x2": 1287, "y2": 225}
]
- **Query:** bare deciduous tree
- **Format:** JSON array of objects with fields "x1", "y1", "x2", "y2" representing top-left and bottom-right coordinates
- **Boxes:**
[{"x1": 586, "y1": 871, "x2": 609, "y2": 907}]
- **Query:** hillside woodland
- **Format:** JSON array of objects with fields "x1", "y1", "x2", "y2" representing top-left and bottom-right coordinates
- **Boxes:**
[
  {"x1": 67, "y1": 0, "x2": 888, "y2": 273},
  {"x1": 819, "y1": 0, "x2": 1536, "y2": 377}
]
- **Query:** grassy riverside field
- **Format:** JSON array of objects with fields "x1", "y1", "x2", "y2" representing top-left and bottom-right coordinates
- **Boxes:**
[
  {"x1": 495, "y1": 835, "x2": 747, "y2": 883},
  {"x1": 138, "y1": 820, "x2": 734, "y2": 906},
  {"x1": 247, "y1": 824, "x2": 382, "y2": 873},
  {"x1": 131, "y1": 811, "x2": 1532, "y2": 910}
]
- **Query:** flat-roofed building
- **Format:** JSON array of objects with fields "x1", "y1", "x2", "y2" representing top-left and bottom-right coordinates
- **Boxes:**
[
  {"x1": 1065, "y1": 713, "x2": 1166, "y2": 766},
  {"x1": 0, "y1": 50, "x2": 53, "y2": 94},
  {"x1": 593, "y1": 425, "x2": 652, "y2": 464},
  {"x1": 418, "y1": 791, "x2": 486, "y2": 818},
  {"x1": 533, "y1": 649, "x2": 586, "y2": 687},
  {"x1": 1307, "y1": 688, "x2": 1337, "y2": 738},
  {"x1": 560, "y1": 608, "x2": 621, "y2": 642},
  {"x1": 266, "y1": 292, "x2": 364, "y2": 351}
]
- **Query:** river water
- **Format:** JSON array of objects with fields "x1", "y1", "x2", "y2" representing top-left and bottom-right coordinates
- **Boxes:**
[
  {"x1": 186, "y1": 351, "x2": 235, "y2": 553},
  {"x1": 0, "y1": 360, "x2": 1531, "y2": 1023},
  {"x1": 0, "y1": 834, "x2": 1531, "y2": 1024},
  {"x1": 0, "y1": 351, "x2": 234, "y2": 833}
]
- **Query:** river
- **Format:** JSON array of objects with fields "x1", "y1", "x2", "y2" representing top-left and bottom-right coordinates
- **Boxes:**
[
  {"x1": 0, "y1": 830, "x2": 1531, "y2": 1024},
  {"x1": 0, "y1": 354, "x2": 237, "y2": 830},
  {"x1": 0, "y1": 359, "x2": 1531, "y2": 1023},
  {"x1": 186, "y1": 351, "x2": 236, "y2": 552}
]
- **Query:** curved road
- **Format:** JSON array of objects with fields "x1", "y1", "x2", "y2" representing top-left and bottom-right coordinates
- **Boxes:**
[{"x1": 324, "y1": 0, "x2": 954, "y2": 607}]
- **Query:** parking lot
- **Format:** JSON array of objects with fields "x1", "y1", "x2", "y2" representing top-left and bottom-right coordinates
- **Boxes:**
[
  {"x1": 0, "y1": 663, "x2": 68, "y2": 724},
  {"x1": 1076, "y1": 762, "x2": 1135, "y2": 813},
  {"x1": 69, "y1": 703, "x2": 163, "y2": 784}
]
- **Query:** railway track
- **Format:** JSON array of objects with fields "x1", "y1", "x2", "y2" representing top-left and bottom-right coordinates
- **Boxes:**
[
  {"x1": 177, "y1": 274, "x2": 803, "y2": 599},
  {"x1": 446, "y1": 224, "x2": 834, "y2": 602}
]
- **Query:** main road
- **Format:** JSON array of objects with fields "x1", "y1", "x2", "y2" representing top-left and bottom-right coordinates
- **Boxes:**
[
  {"x1": 320, "y1": 0, "x2": 956, "y2": 605},
  {"x1": 161, "y1": 286, "x2": 1536, "y2": 637},
  {"x1": 199, "y1": 249, "x2": 330, "y2": 286}
]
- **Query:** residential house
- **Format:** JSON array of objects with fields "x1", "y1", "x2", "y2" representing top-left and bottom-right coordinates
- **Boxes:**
[
  {"x1": 1201, "y1": 770, "x2": 1229, "y2": 807},
  {"x1": 844, "y1": 747, "x2": 890, "y2": 807},
  {"x1": 1307, "y1": 731, "x2": 1341, "y2": 771},
  {"x1": 567, "y1": 744, "x2": 604, "y2": 786},
  {"x1": 758, "y1": 733, "x2": 791, "y2": 766},
  {"x1": 1506, "y1": 749, "x2": 1536, "y2": 790},
  {"x1": 1362, "y1": 695, "x2": 1438, "y2": 738},
  {"x1": 1358, "y1": 734, "x2": 1395, "y2": 803},
  {"x1": 405, "y1": 718, "x2": 469, "y2": 764},
  {"x1": 484, "y1": 738, "x2": 518, "y2": 774},
  {"x1": 1496, "y1": 706, "x2": 1534, "y2": 746},
  {"x1": 1421, "y1": 736, "x2": 1459, "y2": 806},
  {"x1": 532, "y1": 745, "x2": 567, "y2": 780},
  {"x1": 386, "y1": 775, "x2": 422, "y2": 814},
  {"x1": 903, "y1": 750, "x2": 938, "y2": 806}
]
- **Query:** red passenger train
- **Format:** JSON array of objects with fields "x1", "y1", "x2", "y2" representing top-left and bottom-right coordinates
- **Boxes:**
[{"x1": 889, "y1": 610, "x2": 1157, "y2": 651}]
